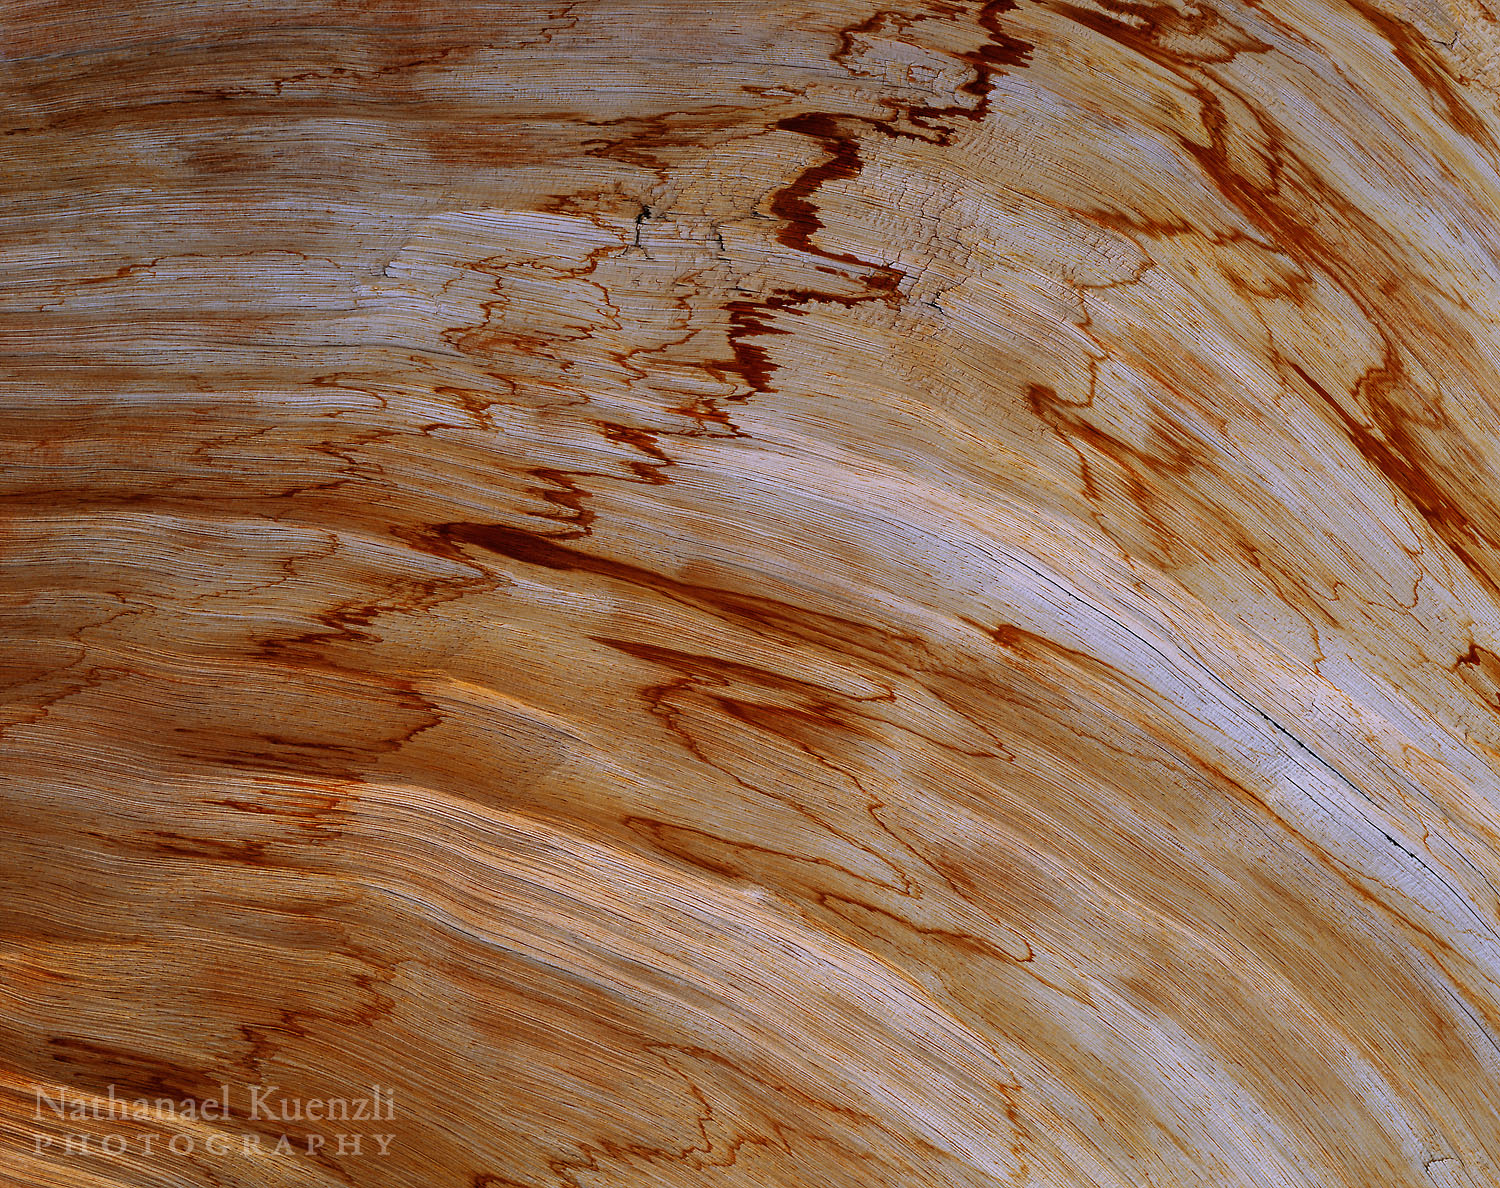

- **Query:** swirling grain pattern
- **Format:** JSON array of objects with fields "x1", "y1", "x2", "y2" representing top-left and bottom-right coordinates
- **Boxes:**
[{"x1": 4, "y1": 0, "x2": 1500, "y2": 1184}]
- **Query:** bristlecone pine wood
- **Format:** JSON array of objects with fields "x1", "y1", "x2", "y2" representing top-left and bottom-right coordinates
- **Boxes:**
[{"x1": 7, "y1": 1, "x2": 1500, "y2": 1185}]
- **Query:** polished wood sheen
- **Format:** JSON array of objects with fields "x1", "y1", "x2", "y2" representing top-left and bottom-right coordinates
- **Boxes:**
[{"x1": 5, "y1": 0, "x2": 1500, "y2": 1185}]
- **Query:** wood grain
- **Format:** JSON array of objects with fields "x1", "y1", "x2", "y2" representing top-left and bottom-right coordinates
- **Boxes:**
[{"x1": 5, "y1": 0, "x2": 1500, "y2": 1184}]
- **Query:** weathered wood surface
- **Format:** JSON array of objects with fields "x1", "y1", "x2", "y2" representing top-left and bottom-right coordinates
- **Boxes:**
[{"x1": 5, "y1": 0, "x2": 1500, "y2": 1185}]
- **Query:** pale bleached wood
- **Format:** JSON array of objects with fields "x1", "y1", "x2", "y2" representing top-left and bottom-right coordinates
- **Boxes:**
[{"x1": 4, "y1": 1, "x2": 1500, "y2": 1186}]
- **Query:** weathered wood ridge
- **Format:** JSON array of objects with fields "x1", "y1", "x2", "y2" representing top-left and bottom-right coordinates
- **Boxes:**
[{"x1": 5, "y1": 0, "x2": 1500, "y2": 1185}]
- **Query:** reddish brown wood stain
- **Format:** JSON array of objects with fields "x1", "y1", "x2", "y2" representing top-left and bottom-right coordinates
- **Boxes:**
[{"x1": 7, "y1": 0, "x2": 1500, "y2": 1186}]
